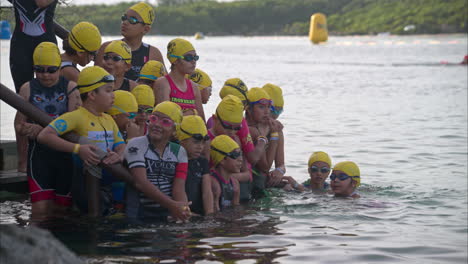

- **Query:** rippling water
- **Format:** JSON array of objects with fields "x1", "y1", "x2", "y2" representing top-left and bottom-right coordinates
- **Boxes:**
[{"x1": 1, "y1": 34, "x2": 467, "y2": 263}]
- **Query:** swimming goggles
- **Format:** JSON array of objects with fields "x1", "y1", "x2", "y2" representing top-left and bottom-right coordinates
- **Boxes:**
[
  {"x1": 139, "y1": 74, "x2": 158, "y2": 80},
  {"x1": 330, "y1": 173, "x2": 360, "y2": 181},
  {"x1": 76, "y1": 74, "x2": 115, "y2": 89},
  {"x1": 310, "y1": 166, "x2": 330, "y2": 174},
  {"x1": 270, "y1": 106, "x2": 283, "y2": 116},
  {"x1": 224, "y1": 83, "x2": 247, "y2": 101},
  {"x1": 104, "y1": 54, "x2": 130, "y2": 62},
  {"x1": 148, "y1": 114, "x2": 174, "y2": 127},
  {"x1": 168, "y1": 54, "x2": 200, "y2": 62},
  {"x1": 250, "y1": 99, "x2": 272, "y2": 106},
  {"x1": 180, "y1": 127, "x2": 210, "y2": 142},
  {"x1": 112, "y1": 105, "x2": 136, "y2": 119},
  {"x1": 216, "y1": 111, "x2": 242, "y2": 131},
  {"x1": 33, "y1": 65, "x2": 59, "y2": 74},
  {"x1": 138, "y1": 107, "x2": 153, "y2": 114},
  {"x1": 211, "y1": 146, "x2": 242, "y2": 160},
  {"x1": 121, "y1": 14, "x2": 147, "y2": 25}
]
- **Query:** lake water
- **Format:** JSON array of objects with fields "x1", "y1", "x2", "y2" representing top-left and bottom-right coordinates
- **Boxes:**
[{"x1": 1, "y1": 34, "x2": 467, "y2": 263}]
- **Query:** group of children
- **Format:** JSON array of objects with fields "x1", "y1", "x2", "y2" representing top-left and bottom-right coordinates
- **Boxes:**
[{"x1": 13, "y1": 2, "x2": 362, "y2": 222}]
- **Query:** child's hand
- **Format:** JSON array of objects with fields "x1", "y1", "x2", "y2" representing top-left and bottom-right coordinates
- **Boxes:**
[
  {"x1": 267, "y1": 170, "x2": 284, "y2": 187},
  {"x1": 168, "y1": 201, "x2": 192, "y2": 222},
  {"x1": 268, "y1": 119, "x2": 283, "y2": 133},
  {"x1": 78, "y1": 144, "x2": 100, "y2": 166},
  {"x1": 101, "y1": 148, "x2": 122, "y2": 165},
  {"x1": 24, "y1": 124, "x2": 43, "y2": 139}
]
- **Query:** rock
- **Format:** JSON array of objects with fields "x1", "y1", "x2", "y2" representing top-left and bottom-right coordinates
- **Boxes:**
[{"x1": 0, "y1": 224, "x2": 84, "y2": 264}]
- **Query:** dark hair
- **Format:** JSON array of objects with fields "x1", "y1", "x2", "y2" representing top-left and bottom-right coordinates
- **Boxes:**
[
  {"x1": 80, "y1": 92, "x2": 88, "y2": 102},
  {"x1": 62, "y1": 38, "x2": 78, "y2": 56}
]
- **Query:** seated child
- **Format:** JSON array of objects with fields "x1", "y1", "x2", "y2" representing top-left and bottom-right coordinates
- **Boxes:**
[
  {"x1": 102, "y1": 40, "x2": 137, "y2": 91},
  {"x1": 138, "y1": 60, "x2": 167, "y2": 87},
  {"x1": 301, "y1": 151, "x2": 332, "y2": 192},
  {"x1": 330, "y1": 161, "x2": 361, "y2": 198},
  {"x1": 177, "y1": 115, "x2": 213, "y2": 215},
  {"x1": 210, "y1": 135, "x2": 241, "y2": 211},
  {"x1": 131, "y1": 84, "x2": 155, "y2": 136},
  {"x1": 188, "y1": 68, "x2": 212, "y2": 104}
]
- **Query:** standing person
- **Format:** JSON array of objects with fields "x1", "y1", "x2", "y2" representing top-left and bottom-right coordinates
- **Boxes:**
[
  {"x1": 102, "y1": 40, "x2": 138, "y2": 91},
  {"x1": 138, "y1": 60, "x2": 167, "y2": 87},
  {"x1": 9, "y1": 0, "x2": 58, "y2": 172},
  {"x1": 95, "y1": 1, "x2": 164, "y2": 81},
  {"x1": 177, "y1": 115, "x2": 213, "y2": 216},
  {"x1": 14, "y1": 42, "x2": 79, "y2": 221},
  {"x1": 124, "y1": 101, "x2": 191, "y2": 221},
  {"x1": 131, "y1": 84, "x2": 155, "y2": 136},
  {"x1": 155, "y1": 38, "x2": 205, "y2": 120},
  {"x1": 60, "y1": 21, "x2": 102, "y2": 83},
  {"x1": 210, "y1": 135, "x2": 241, "y2": 211},
  {"x1": 37, "y1": 66, "x2": 127, "y2": 217},
  {"x1": 330, "y1": 161, "x2": 361, "y2": 198},
  {"x1": 188, "y1": 68, "x2": 213, "y2": 104}
]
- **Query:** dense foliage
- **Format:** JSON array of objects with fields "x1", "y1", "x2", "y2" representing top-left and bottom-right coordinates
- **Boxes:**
[{"x1": 1, "y1": 0, "x2": 466, "y2": 35}]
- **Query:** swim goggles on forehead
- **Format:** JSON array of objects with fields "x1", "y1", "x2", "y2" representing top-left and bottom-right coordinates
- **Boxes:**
[
  {"x1": 330, "y1": 173, "x2": 360, "y2": 181},
  {"x1": 215, "y1": 111, "x2": 242, "y2": 131},
  {"x1": 112, "y1": 105, "x2": 136, "y2": 119},
  {"x1": 310, "y1": 166, "x2": 330, "y2": 174},
  {"x1": 250, "y1": 98, "x2": 272, "y2": 106},
  {"x1": 76, "y1": 74, "x2": 115, "y2": 89},
  {"x1": 180, "y1": 127, "x2": 210, "y2": 142},
  {"x1": 121, "y1": 14, "x2": 147, "y2": 25},
  {"x1": 68, "y1": 31, "x2": 97, "y2": 56},
  {"x1": 168, "y1": 54, "x2": 200, "y2": 62},
  {"x1": 211, "y1": 146, "x2": 242, "y2": 159}
]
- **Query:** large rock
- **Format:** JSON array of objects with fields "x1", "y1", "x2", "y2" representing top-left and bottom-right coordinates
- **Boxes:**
[{"x1": 0, "y1": 224, "x2": 84, "y2": 264}]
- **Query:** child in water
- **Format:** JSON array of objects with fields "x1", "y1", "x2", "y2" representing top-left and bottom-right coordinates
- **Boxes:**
[
  {"x1": 300, "y1": 151, "x2": 332, "y2": 192},
  {"x1": 330, "y1": 161, "x2": 361, "y2": 198},
  {"x1": 210, "y1": 135, "x2": 241, "y2": 211},
  {"x1": 177, "y1": 115, "x2": 214, "y2": 215}
]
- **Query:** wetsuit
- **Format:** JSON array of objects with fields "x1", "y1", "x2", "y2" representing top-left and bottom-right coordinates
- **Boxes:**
[
  {"x1": 27, "y1": 76, "x2": 73, "y2": 206},
  {"x1": 9, "y1": 0, "x2": 57, "y2": 92},
  {"x1": 211, "y1": 170, "x2": 235, "y2": 210},
  {"x1": 117, "y1": 78, "x2": 131, "y2": 91},
  {"x1": 124, "y1": 42, "x2": 150, "y2": 81},
  {"x1": 185, "y1": 157, "x2": 209, "y2": 215}
]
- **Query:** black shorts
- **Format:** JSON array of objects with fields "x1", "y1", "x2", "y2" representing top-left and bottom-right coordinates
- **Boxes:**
[{"x1": 27, "y1": 141, "x2": 73, "y2": 206}]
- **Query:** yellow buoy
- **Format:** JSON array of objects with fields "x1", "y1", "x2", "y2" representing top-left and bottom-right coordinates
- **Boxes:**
[{"x1": 309, "y1": 13, "x2": 328, "y2": 44}]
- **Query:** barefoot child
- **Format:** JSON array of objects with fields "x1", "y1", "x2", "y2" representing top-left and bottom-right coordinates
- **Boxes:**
[
  {"x1": 177, "y1": 115, "x2": 214, "y2": 215},
  {"x1": 37, "y1": 66, "x2": 127, "y2": 216},
  {"x1": 14, "y1": 42, "x2": 80, "y2": 221},
  {"x1": 330, "y1": 161, "x2": 361, "y2": 198},
  {"x1": 102, "y1": 40, "x2": 137, "y2": 91},
  {"x1": 210, "y1": 135, "x2": 241, "y2": 211}
]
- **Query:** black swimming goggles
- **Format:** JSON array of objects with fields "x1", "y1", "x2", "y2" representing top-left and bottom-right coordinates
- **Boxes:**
[
  {"x1": 211, "y1": 146, "x2": 242, "y2": 160},
  {"x1": 76, "y1": 74, "x2": 115, "y2": 89},
  {"x1": 180, "y1": 127, "x2": 210, "y2": 142}
]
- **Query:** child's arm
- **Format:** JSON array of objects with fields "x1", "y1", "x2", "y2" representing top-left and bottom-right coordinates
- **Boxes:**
[
  {"x1": 131, "y1": 167, "x2": 191, "y2": 221},
  {"x1": 192, "y1": 80, "x2": 205, "y2": 121},
  {"x1": 67, "y1": 81, "x2": 81, "y2": 111},
  {"x1": 202, "y1": 174, "x2": 214, "y2": 215},
  {"x1": 154, "y1": 77, "x2": 170, "y2": 104},
  {"x1": 172, "y1": 177, "x2": 188, "y2": 203},
  {"x1": 102, "y1": 143, "x2": 126, "y2": 165},
  {"x1": 14, "y1": 83, "x2": 43, "y2": 139},
  {"x1": 245, "y1": 126, "x2": 267, "y2": 166},
  {"x1": 211, "y1": 177, "x2": 220, "y2": 212},
  {"x1": 282, "y1": 176, "x2": 305, "y2": 192},
  {"x1": 232, "y1": 178, "x2": 240, "y2": 206},
  {"x1": 149, "y1": 45, "x2": 165, "y2": 66},
  {"x1": 37, "y1": 126, "x2": 101, "y2": 165}
]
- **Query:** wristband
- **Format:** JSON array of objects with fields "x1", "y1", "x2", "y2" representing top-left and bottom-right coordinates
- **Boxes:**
[
  {"x1": 275, "y1": 167, "x2": 285, "y2": 174},
  {"x1": 257, "y1": 136, "x2": 268, "y2": 144},
  {"x1": 270, "y1": 132, "x2": 279, "y2": 137},
  {"x1": 73, "y1": 144, "x2": 80, "y2": 154}
]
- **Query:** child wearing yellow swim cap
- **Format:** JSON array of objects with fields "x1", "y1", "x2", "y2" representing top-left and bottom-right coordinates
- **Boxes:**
[
  {"x1": 210, "y1": 135, "x2": 241, "y2": 211},
  {"x1": 123, "y1": 101, "x2": 192, "y2": 221},
  {"x1": 155, "y1": 38, "x2": 205, "y2": 120},
  {"x1": 107, "y1": 90, "x2": 139, "y2": 141},
  {"x1": 95, "y1": 2, "x2": 165, "y2": 82},
  {"x1": 188, "y1": 68, "x2": 212, "y2": 104},
  {"x1": 15, "y1": 42, "x2": 81, "y2": 220},
  {"x1": 138, "y1": 60, "x2": 167, "y2": 87},
  {"x1": 61, "y1": 22, "x2": 102, "y2": 83},
  {"x1": 131, "y1": 84, "x2": 156, "y2": 136},
  {"x1": 102, "y1": 40, "x2": 138, "y2": 92},
  {"x1": 301, "y1": 151, "x2": 332, "y2": 192},
  {"x1": 330, "y1": 161, "x2": 361, "y2": 198},
  {"x1": 177, "y1": 115, "x2": 214, "y2": 215}
]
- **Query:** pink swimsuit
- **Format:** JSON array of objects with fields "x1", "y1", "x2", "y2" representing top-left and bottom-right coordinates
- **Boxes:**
[{"x1": 166, "y1": 75, "x2": 196, "y2": 110}]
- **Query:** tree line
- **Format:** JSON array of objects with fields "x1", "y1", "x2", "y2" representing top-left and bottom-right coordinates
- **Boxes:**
[{"x1": 1, "y1": 0, "x2": 466, "y2": 35}]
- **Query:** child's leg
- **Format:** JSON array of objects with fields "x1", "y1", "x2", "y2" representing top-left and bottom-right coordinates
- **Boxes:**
[
  {"x1": 202, "y1": 175, "x2": 214, "y2": 215},
  {"x1": 211, "y1": 179, "x2": 221, "y2": 212}
]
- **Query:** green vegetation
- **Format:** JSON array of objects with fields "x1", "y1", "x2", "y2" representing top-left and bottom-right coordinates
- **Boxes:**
[{"x1": 1, "y1": 0, "x2": 466, "y2": 35}]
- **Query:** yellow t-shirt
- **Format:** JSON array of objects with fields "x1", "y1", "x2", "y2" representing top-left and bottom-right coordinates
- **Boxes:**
[{"x1": 49, "y1": 107, "x2": 124, "y2": 151}]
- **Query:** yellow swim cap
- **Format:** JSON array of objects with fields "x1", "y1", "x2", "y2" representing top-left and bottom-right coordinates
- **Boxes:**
[
  {"x1": 104, "y1": 40, "x2": 132, "y2": 62},
  {"x1": 77, "y1": 66, "x2": 115, "y2": 94},
  {"x1": 177, "y1": 115, "x2": 207, "y2": 141},
  {"x1": 153, "y1": 101, "x2": 182, "y2": 125},
  {"x1": 219, "y1": 78, "x2": 248, "y2": 101},
  {"x1": 216, "y1": 95, "x2": 244, "y2": 124},
  {"x1": 129, "y1": 2, "x2": 155, "y2": 25},
  {"x1": 247, "y1": 87, "x2": 271, "y2": 104},
  {"x1": 333, "y1": 161, "x2": 361, "y2": 187},
  {"x1": 108, "y1": 90, "x2": 138, "y2": 116},
  {"x1": 139, "y1": 60, "x2": 167, "y2": 80},
  {"x1": 188, "y1": 68, "x2": 212, "y2": 90},
  {"x1": 68, "y1": 22, "x2": 102, "y2": 53},
  {"x1": 263, "y1": 83, "x2": 284, "y2": 108},
  {"x1": 33, "y1": 42, "x2": 61, "y2": 67},
  {"x1": 131, "y1": 84, "x2": 155, "y2": 107},
  {"x1": 167, "y1": 38, "x2": 195, "y2": 64},
  {"x1": 308, "y1": 151, "x2": 332, "y2": 167},
  {"x1": 210, "y1": 135, "x2": 240, "y2": 166}
]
